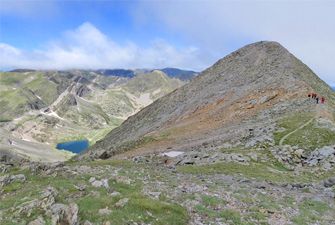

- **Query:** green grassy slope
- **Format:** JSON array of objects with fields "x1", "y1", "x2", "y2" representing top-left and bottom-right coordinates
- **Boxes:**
[
  {"x1": 123, "y1": 70, "x2": 183, "y2": 98},
  {"x1": 0, "y1": 70, "x2": 185, "y2": 149},
  {"x1": 0, "y1": 72, "x2": 58, "y2": 120}
]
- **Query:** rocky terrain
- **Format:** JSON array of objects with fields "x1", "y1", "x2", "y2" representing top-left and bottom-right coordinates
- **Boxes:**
[
  {"x1": 82, "y1": 41, "x2": 335, "y2": 160},
  {"x1": 0, "y1": 69, "x2": 186, "y2": 161},
  {"x1": 0, "y1": 41, "x2": 334, "y2": 225},
  {"x1": 1, "y1": 150, "x2": 334, "y2": 225}
]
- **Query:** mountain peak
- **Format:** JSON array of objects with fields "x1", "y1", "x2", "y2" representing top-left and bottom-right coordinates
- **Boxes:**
[
  {"x1": 205, "y1": 40, "x2": 334, "y2": 104},
  {"x1": 80, "y1": 41, "x2": 335, "y2": 160}
]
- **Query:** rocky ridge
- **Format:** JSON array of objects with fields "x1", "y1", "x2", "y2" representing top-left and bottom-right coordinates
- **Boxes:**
[{"x1": 82, "y1": 41, "x2": 335, "y2": 160}]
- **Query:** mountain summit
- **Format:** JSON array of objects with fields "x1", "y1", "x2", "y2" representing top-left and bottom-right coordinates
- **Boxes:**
[{"x1": 80, "y1": 41, "x2": 335, "y2": 160}]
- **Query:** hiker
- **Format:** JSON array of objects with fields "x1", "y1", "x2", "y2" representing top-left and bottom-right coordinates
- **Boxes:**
[
  {"x1": 316, "y1": 97, "x2": 319, "y2": 104},
  {"x1": 321, "y1": 97, "x2": 325, "y2": 104}
]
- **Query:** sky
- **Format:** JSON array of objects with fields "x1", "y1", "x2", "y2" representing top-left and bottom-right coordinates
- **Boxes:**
[{"x1": 0, "y1": 0, "x2": 334, "y2": 86}]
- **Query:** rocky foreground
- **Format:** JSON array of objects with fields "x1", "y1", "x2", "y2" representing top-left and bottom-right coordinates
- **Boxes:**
[{"x1": 1, "y1": 142, "x2": 335, "y2": 225}]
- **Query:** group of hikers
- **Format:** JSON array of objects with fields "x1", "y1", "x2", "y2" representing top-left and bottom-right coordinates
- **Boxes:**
[{"x1": 308, "y1": 93, "x2": 325, "y2": 104}]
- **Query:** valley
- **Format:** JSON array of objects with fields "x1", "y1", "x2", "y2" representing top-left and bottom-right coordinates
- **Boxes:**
[{"x1": 0, "y1": 69, "x2": 188, "y2": 161}]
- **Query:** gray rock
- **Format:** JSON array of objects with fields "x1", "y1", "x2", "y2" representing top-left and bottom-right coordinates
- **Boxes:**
[
  {"x1": 248, "y1": 152, "x2": 258, "y2": 161},
  {"x1": 259, "y1": 93, "x2": 278, "y2": 104},
  {"x1": 16, "y1": 199, "x2": 41, "y2": 217},
  {"x1": 323, "y1": 177, "x2": 335, "y2": 188},
  {"x1": 28, "y1": 216, "x2": 45, "y2": 225},
  {"x1": 15, "y1": 186, "x2": 57, "y2": 217},
  {"x1": 0, "y1": 174, "x2": 26, "y2": 187},
  {"x1": 67, "y1": 203, "x2": 79, "y2": 225},
  {"x1": 88, "y1": 176, "x2": 109, "y2": 188},
  {"x1": 231, "y1": 154, "x2": 247, "y2": 162},
  {"x1": 322, "y1": 162, "x2": 332, "y2": 171},
  {"x1": 294, "y1": 149, "x2": 304, "y2": 158},
  {"x1": 89, "y1": 177, "x2": 96, "y2": 183},
  {"x1": 305, "y1": 146, "x2": 335, "y2": 168},
  {"x1": 51, "y1": 203, "x2": 79, "y2": 225},
  {"x1": 307, "y1": 159, "x2": 318, "y2": 166},
  {"x1": 51, "y1": 204, "x2": 67, "y2": 224},
  {"x1": 318, "y1": 146, "x2": 335, "y2": 157},
  {"x1": 98, "y1": 207, "x2": 112, "y2": 215},
  {"x1": 115, "y1": 176, "x2": 131, "y2": 185},
  {"x1": 115, "y1": 198, "x2": 129, "y2": 208},
  {"x1": 148, "y1": 191, "x2": 161, "y2": 199},
  {"x1": 91, "y1": 180, "x2": 103, "y2": 187},
  {"x1": 110, "y1": 191, "x2": 121, "y2": 197},
  {"x1": 40, "y1": 186, "x2": 58, "y2": 210},
  {"x1": 75, "y1": 184, "x2": 86, "y2": 191},
  {"x1": 83, "y1": 221, "x2": 93, "y2": 225}
]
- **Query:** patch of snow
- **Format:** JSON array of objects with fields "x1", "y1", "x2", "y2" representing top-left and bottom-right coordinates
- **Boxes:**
[
  {"x1": 41, "y1": 111, "x2": 64, "y2": 121},
  {"x1": 162, "y1": 151, "x2": 184, "y2": 158}
]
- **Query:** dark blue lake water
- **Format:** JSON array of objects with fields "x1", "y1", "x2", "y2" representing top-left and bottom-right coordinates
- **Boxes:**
[{"x1": 56, "y1": 139, "x2": 89, "y2": 154}]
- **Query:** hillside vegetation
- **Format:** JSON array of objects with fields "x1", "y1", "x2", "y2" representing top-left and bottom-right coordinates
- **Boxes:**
[{"x1": 0, "y1": 70, "x2": 185, "y2": 161}]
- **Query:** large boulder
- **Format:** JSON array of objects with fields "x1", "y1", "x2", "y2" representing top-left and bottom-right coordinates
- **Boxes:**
[
  {"x1": 0, "y1": 174, "x2": 26, "y2": 187},
  {"x1": 51, "y1": 203, "x2": 79, "y2": 225},
  {"x1": 15, "y1": 186, "x2": 57, "y2": 217},
  {"x1": 323, "y1": 177, "x2": 335, "y2": 188},
  {"x1": 28, "y1": 216, "x2": 46, "y2": 225}
]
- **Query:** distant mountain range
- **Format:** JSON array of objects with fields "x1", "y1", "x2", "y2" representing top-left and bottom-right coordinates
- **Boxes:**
[
  {"x1": 95, "y1": 69, "x2": 135, "y2": 77},
  {"x1": 94, "y1": 68, "x2": 198, "y2": 80},
  {"x1": 159, "y1": 68, "x2": 198, "y2": 80},
  {"x1": 10, "y1": 68, "x2": 198, "y2": 80}
]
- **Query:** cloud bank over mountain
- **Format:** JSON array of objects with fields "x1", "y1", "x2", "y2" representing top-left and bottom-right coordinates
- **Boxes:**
[
  {"x1": 0, "y1": 22, "x2": 204, "y2": 70},
  {"x1": 133, "y1": 1, "x2": 335, "y2": 86}
]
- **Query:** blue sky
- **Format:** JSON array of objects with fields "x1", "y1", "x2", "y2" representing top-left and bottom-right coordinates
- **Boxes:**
[{"x1": 0, "y1": 0, "x2": 334, "y2": 86}]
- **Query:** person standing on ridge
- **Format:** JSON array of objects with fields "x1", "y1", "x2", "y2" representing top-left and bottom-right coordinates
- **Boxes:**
[
  {"x1": 316, "y1": 97, "x2": 319, "y2": 104},
  {"x1": 321, "y1": 97, "x2": 325, "y2": 104}
]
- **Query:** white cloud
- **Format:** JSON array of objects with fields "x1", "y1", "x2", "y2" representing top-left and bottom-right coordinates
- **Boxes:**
[
  {"x1": 133, "y1": 0, "x2": 335, "y2": 86},
  {"x1": 1, "y1": 1, "x2": 335, "y2": 86},
  {"x1": 0, "y1": 22, "x2": 205, "y2": 70}
]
